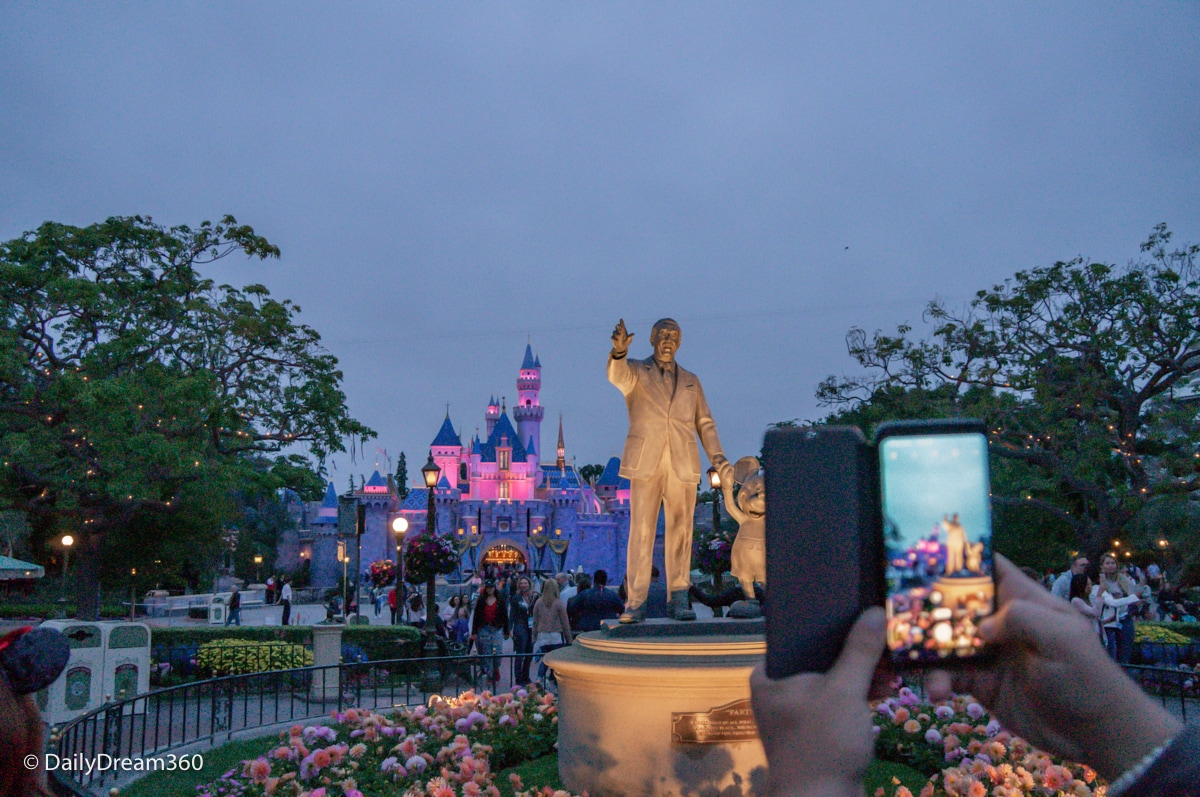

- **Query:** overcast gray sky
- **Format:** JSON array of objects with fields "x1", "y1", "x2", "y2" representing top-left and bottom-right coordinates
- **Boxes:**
[{"x1": 3, "y1": 3, "x2": 1198, "y2": 484}]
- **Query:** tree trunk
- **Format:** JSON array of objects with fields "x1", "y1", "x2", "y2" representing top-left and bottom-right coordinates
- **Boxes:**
[{"x1": 74, "y1": 537, "x2": 103, "y2": 621}]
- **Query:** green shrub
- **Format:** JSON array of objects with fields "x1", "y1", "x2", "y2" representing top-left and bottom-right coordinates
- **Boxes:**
[
  {"x1": 195, "y1": 639, "x2": 312, "y2": 676},
  {"x1": 342, "y1": 624, "x2": 423, "y2": 662},
  {"x1": 0, "y1": 603, "x2": 125, "y2": 619},
  {"x1": 152, "y1": 626, "x2": 311, "y2": 648}
]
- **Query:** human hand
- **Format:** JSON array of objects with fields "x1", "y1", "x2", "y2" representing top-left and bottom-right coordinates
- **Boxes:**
[
  {"x1": 750, "y1": 607, "x2": 885, "y2": 797},
  {"x1": 926, "y1": 554, "x2": 1181, "y2": 781},
  {"x1": 611, "y1": 319, "x2": 634, "y2": 355}
]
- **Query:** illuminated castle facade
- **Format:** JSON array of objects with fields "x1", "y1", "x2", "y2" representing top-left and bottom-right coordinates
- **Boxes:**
[{"x1": 282, "y1": 344, "x2": 636, "y2": 587}]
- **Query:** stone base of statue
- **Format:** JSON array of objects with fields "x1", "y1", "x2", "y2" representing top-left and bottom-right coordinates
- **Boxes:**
[{"x1": 544, "y1": 619, "x2": 766, "y2": 797}]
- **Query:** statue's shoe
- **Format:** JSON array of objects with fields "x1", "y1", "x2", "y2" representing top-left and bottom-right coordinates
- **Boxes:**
[
  {"x1": 728, "y1": 599, "x2": 762, "y2": 619},
  {"x1": 668, "y1": 593, "x2": 696, "y2": 621},
  {"x1": 618, "y1": 604, "x2": 647, "y2": 624}
]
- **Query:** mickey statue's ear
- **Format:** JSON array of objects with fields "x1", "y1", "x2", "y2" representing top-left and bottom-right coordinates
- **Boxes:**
[
  {"x1": 732, "y1": 456, "x2": 761, "y2": 486},
  {"x1": 0, "y1": 626, "x2": 70, "y2": 695}
]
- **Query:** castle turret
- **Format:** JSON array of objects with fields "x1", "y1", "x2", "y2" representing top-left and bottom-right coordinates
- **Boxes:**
[
  {"x1": 431, "y1": 411, "x2": 463, "y2": 489},
  {"x1": 485, "y1": 395, "x2": 500, "y2": 436},
  {"x1": 513, "y1": 343, "x2": 544, "y2": 464}
]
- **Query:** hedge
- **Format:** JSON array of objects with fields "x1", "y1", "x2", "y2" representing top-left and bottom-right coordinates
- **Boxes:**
[
  {"x1": 0, "y1": 603, "x2": 126, "y2": 619},
  {"x1": 151, "y1": 624, "x2": 423, "y2": 663},
  {"x1": 1140, "y1": 621, "x2": 1200, "y2": 640},
  {"x1": 196, "y1": 639, "x2": 313, "y2": 676}
]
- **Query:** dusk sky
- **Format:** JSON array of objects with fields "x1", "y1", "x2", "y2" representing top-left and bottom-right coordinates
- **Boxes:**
[{"x1": 3, "y1": 4, "x2": 1198, "y2": 487}]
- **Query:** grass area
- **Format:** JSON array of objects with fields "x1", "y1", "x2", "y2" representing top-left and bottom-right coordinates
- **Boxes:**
[
  {"x1": 120, "y1": 733, "x2": 278, "y2": 797},
  {"x1": 497, "y1": 753, "x2": 562, "y2": 796},
  {"x1": 865, "y1": 759, "x2": 932, "y2": 795},
  {"x1": 116, "y1": 741, "x2": 930, "y2": 797}
]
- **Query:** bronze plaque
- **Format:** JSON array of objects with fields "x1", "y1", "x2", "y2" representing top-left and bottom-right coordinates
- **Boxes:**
[{"x1": 671, "y1": 698, "x2": 759, "y2": 744}]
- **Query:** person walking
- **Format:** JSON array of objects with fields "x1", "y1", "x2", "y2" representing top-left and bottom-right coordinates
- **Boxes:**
[
  {"x1": 225, "y1": 586, "x2": 242, "y2": 627},
  {"x1": 387, "y1": 585, "x2": 399, "y2": 625},
  {"x1": 279, "y1": 577, "x2": 292, "y2": 626},
  {"x1": 509, "y1": 576, "x2": 537, "y2": 686},
  {"x1": 471, "y1": 580, "x2": 509, "y2": 683},
  {"x1": 532, "y1": 577, "x2": 572, "y2": 682}
]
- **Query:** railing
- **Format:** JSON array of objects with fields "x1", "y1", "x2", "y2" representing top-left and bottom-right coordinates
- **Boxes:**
[
  {"x1": 1121, "y1": 664, "x2": 1198, "y2": 722},
  {"x1": 50, "y1": 650, "x2": 549, "y2": 796}
]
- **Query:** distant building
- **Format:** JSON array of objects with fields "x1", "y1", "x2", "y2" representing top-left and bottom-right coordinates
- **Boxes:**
[{"x1": 282, "y1": 343, "x2": 637, "y2": 589}]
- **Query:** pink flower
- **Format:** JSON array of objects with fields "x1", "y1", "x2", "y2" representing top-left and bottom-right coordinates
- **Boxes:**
[
  {"x1": 934, "y1": 705, "x2": 954, "y2": 721},
  {"x1": 903, "y1": 719, "x2": 922, "y2": 734},
  {"x1": 924, "y1": 728, "x2": 942, "y2": 745},
  {"x1": 245, "y1": 758, "x2": 271, "y2": 783},
  {"x1": 966, "y1": 702, "x2": 985, "y2": 720}
]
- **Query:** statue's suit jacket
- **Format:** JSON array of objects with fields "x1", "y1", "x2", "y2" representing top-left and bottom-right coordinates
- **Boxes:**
[{"x1": 607, "y1": 354, "x2": 725, "y2": 484}]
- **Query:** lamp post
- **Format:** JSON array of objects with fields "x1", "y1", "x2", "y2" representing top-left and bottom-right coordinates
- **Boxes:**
[
  {"x1": 420, "y1": 455, "x2": 442, "y2": 691},
  {"x1": 59, "y1": 534, "x2": 74, "y2": 610},
  {"x1": 391, "y1": 515, "x2": 409, "y2": 623},
  {"x1": 707, "y1": 466, "x2": 724, "y2": 614},
  {"x1": 253, "y1": 553, "x2": 263, "y2": 583},
  {"x1": 338, "y1": 541, "x2": 348, "y2": 618},
  {"x1": 707, "y1": 465, "x2": 722, "y2": 533}
]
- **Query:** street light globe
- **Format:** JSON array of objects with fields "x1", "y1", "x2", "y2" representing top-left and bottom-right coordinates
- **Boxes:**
[
  {"x1": 61, "y1": 534, "x2": 74, "y2": 547},
  {"x1": 253, "y1": 554, "x2": 263, "y2": 564},
  {"x1": 391, "y1": 516, "x2": 409, "y2": 535}
]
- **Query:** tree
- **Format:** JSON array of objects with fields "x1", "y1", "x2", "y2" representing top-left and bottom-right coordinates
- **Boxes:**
[
  {"x1": 0, "y1": 215, "x2": 375, "y2": 618},
  {"x1": 394, "y1": 450, "x2": 409, "y2": 501},
  {"x1": 578, "y1": 463, "x2": 604, "y2": 486},
  {"x1": 817, "y1": 225, "x2": 1200, "y2": 561}
]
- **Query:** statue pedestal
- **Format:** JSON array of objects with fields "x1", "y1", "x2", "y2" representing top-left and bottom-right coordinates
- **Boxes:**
[{"x1": 545, "y1": 619, "x2": 767, "y2": 797}]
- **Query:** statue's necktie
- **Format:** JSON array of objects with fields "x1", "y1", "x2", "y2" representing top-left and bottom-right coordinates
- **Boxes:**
[{"x1": 662, "y1": 365, "x2": 675, "y2": 398}]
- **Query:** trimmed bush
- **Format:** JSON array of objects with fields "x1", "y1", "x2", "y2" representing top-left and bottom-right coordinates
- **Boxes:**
[
  {"x1": 195, "y1": 639, "x2": 313, "y2": 677},
  {"x1": 342, "y1": 624, "x2": 423, "y2": 662}
]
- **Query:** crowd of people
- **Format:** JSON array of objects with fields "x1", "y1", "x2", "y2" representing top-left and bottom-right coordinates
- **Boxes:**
[
  {"x1": 355, "y1": 564, "x2": 654, "y2": 685},
  {"x1": 1044, "y1": 553, "x2": 1197, "y2": 664}
]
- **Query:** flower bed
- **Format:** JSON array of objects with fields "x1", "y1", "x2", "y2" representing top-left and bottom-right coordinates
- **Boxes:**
[
  {"x1": 197, "y1": 639, "x2": 314, "y2": 677},
  {"x1": 873, "y1": 688, "x2": 1105, "y2": 797},
  {"x1": 184, "y1": 684, "x2": 1107, "y2": 797},
  {"x1": 193, "y1": 686, "x2": 563, "y2": 797}
]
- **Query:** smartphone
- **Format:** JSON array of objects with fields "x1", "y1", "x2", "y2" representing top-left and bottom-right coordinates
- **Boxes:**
[
  {"x1": 763, "y1": 426, "x2": 884, "y2": 678},
  {"x1": 874, "y1": 419, "x2": 995, "y2": 665}
]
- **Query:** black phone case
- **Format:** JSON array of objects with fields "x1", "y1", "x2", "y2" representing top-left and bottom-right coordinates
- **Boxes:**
[{"x1": 764, "y1": 426, "x2": 884, "y2": 678}]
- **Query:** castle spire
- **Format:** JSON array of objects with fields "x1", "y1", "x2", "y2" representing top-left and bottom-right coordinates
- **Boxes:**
[{"x1": 556, "y1": 414, "x2": 566, "y2": 470}]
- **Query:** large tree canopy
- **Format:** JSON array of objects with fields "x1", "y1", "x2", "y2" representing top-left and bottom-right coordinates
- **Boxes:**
[
  {"x1": 0, "y1": 215, "x2": 374, "y2": 617},
  {"x1": 817, "y1": 225, "x2": 1200, "y2": 565}
]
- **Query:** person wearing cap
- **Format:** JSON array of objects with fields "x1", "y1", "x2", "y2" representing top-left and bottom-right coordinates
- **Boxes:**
[{"x1": 0, "y1": 625, "x2": 71, "y2": 796}]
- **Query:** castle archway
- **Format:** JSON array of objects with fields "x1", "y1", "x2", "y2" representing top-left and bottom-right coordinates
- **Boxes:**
[{"x1": 479, "y1": 543, "x2": 527, "y2": 569}]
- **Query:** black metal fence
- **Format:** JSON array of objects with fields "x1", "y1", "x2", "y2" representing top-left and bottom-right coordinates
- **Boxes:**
[
  {"x1": 1121, "y1": 664, "x2": 1198, "y2": 722},
  {"x1": 49, "y1": 654, "x2": 1197, "y2": 797},
  {"x1": 51, "y1": 651, "x2": 549, "y2": 796}
]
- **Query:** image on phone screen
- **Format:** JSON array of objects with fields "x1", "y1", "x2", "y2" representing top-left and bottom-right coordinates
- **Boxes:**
[{"x1": 880, "y1": 432, "x2": 994, "y2": 662}]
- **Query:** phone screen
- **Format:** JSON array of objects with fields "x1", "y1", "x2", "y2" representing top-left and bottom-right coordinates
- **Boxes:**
[{"x1": 880, "y1": 431, "x2": 994, "y2": 662}]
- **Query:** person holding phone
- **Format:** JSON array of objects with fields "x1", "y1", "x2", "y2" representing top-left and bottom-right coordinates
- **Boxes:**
[{"x1": 751, "y1": 555, "x2": 1196, "y2": 797}]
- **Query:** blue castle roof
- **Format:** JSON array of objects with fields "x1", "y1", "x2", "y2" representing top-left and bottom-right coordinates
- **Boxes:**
[
  {"x1": 526, "y1": 435, "x2": 537, "y2": 457},
  {"x1": 320, "y1": 481, "x2": 339, "y2": 507},
  {"x1": 400, "y1": 489, "x2": 429, "y2": 511},
  {"x1": 365, "y1": 470, "x2": 387, "y2": 489},
  {"x1": 521, "y1": 344, "x2": 537, "y2": 370},
  {"x1": 540, "y1": 464, "x2": 582, "y2": 490},
  {"x1": 595, "y1": 456, "x2": 631, "y2": 490},
  {"x1": 477, "y1": 412, "x2": 527, "y2": 463},
  {"x1": 437, "y1": 475, "x2": 451, "y2": 489},
  {"x1": 431, "y1": 415, "x2": 462, "y2": 447}
]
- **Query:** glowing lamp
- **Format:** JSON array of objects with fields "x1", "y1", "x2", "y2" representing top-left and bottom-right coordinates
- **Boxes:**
[
  {"x1": 422, "y1": 455, "x2": 441, "y2": 489},
  {"x1": 391, "y1": 516, "x2": 409, "y2": 535},
  {"x1": 707, "y1": 466, "x2": 720, "y2": 490}
]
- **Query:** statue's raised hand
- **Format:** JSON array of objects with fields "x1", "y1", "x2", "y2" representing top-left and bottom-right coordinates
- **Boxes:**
[{"x1": 611, "y1": 319, "x2": 634, "y2": 355}]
